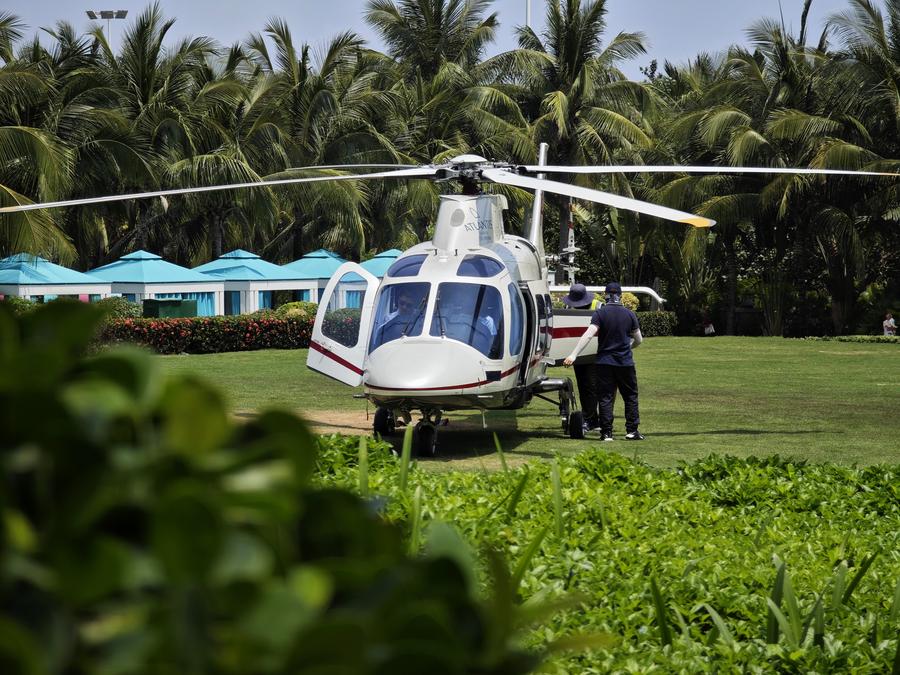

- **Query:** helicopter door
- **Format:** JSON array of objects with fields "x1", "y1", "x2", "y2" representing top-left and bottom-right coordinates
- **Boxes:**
[
  {"x1": 308, "y1": 262, "x2": 380, "y2": 386},
  {"x1": 517, "y1": 284, "x2": 536, "y2": 384}
]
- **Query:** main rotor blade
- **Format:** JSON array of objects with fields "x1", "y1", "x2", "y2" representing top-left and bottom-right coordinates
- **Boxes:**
[
  {"x1": 0, "y1": 167, "x2": 436, "y2": 214},
  {"x1": 299, "y1": 163, "x2": 420, "y2": 170},
  {"x1": 482, "y1": 169, "x2": 715, "y2": 228},
  {"x1": 519, "y1": 164, "x2": 900, "y2": 178}
]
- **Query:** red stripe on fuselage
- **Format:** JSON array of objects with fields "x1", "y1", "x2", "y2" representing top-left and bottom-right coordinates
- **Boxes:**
[
  {"x1": 310, "y1": 340, "x2": 364, "y2": 375},
  {"x1": 551, "y1": 326, "x2": 589, "y2": 339},
  {"x1": 366, "y1": 365, "x2": 520, "y2": 392}
]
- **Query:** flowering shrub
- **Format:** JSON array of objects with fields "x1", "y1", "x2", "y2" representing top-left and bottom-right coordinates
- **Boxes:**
[
  {"x1": 621, "y1": 291, "x2": 639, "y2": 311},
  {"x1": 100, "y1": 314, "x2": 313, "y2": 354}
]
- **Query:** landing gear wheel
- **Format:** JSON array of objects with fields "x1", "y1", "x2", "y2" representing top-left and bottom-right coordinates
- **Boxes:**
[
  {"x1": 373, "y1": 407, "x2": 395, "y2": 436},
  {"x1": 560, "y1": 397, "x2": 571, "y2": 432},
  {"x1": 568, "y1": 410, "x2": 585, "y2": 439},
  {"x1": 413, "y1": 423, "x2": 437, "y2": 457}
]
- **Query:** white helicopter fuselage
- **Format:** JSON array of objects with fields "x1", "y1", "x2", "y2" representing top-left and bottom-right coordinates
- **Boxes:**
[
  {"x1": 364, "y1": 195, "x2": 549, "y2": 411},
  {"x1": 307, "y1": 192, "x2": 590, "y2": 424}
]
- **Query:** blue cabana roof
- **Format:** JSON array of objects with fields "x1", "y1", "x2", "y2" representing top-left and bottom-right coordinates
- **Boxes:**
[
  {"x1": 282, "y1": 248, "x2": 348, "y2": 280},
  {"x1": 0, "y1": 254, "x2": 105, "y2": 285},
  {"x1": 89, "y1": 250, "x2": 213, "y2": 284},
  {"x1": 360, "y1": 249, "x2": 403, "y2": 278},
  {"x1": 194, "y1": 249, "x2": 305, "y2": 281}
]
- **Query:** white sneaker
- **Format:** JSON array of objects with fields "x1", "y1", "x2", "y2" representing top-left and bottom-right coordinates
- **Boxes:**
[{"x1": 624, "y1": 431, "x2": 644, "y2": 440}]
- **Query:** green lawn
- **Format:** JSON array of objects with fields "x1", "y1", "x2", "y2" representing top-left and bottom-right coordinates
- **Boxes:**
[{"x1": 156, "y1": 337, "x2": 899, "y2": 467}]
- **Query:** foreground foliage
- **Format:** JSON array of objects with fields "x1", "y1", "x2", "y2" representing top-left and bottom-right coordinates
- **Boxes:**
[
  {"x1": 0, "y1": 303, "x2": 545, "y2": 673},
  {"x1": 318, "y1": 439, "x2": 900, "y2": 672}
]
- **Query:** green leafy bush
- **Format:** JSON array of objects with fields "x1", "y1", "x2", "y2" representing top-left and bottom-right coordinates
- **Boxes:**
[
  {"x1": 636, "y1": 310, "x2": 676, "y2": 336},
  {"x1": 317, "y1": 449, "x2": 900, "y2": 673},
  {"x1": 0, "y1": 295, "x2": 37, "y2": 315},
  {"x1": 0, "y1": 302, "x2": 548, "y2": 674},
  {"x1": 275, "y1": 300, "x2": 319, "y2": 321},
  {"x1": 95, "y1": 295, "x2": 142, "y2": 319},
  {"x1": 99, "y1": 314, "x2": 313, "y2": 353}
]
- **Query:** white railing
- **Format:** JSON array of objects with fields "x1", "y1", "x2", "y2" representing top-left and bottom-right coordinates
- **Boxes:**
[{"x1": 550, "y1": 285, "x2": 666, "y2": 306}]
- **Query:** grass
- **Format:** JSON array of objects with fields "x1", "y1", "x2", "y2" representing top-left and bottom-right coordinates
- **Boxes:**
[{"x1": 156, "y1": 337, "x2": 899, "y2": 468}]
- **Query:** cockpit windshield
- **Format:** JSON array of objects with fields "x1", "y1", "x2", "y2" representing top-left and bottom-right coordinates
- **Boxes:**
[
  {"x1": 430, "y1": 282, "x2": 504, "y2": 359},
  {"x1": 368, "y1": 282, "x2": 430, "y2": 353}
]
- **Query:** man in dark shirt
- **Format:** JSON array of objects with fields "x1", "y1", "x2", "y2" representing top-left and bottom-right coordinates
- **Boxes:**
[{"x1": 563, "y1": 281, "x2": 644, "y2": 441}]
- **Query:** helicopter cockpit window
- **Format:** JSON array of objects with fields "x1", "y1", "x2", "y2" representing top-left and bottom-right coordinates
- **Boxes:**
[
  {"x1": 457, "y1": 254, "x2": 504, "y2": 278},
  {"x1": 386, "y1": 254, "x2": 427, "y2": 278},
  {"x1": 430, "y1": 282, "x2": 504, "y2": 359},
  {"x1": 368, "y1": 282, "x2": 431, "y2": 353}
]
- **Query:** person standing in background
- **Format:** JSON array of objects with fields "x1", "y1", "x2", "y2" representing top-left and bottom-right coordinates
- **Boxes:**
[
  {"x1": 884, "y1": 311, "x2": 896, "y2": 336},
  {"x1": 561, "y1": 283, "x2": 601, "y2": 431}
]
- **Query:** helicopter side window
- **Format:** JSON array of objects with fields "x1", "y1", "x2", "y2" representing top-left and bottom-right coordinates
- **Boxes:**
[
  {"x1": 386, "y1": 254, "x2": 427, "y2": 278},
  {"x1": 536, "y1": 294, "x2": 551, "y2": 353},
  {"x1": 457, "y1": 254, "x2": 504, "y2": 278},
  {"x1": 368, "y1": 282, "x2": 431, "y2": 353},
  {"x1": 321, "y1": 271, "x2": 369, "y2": 348},
  {"x1": 430, "y1": 282, "x2": 504, "y2": 359},
  {"x1": 509, "y1": 283, "x2": 524, "y2": 356}
]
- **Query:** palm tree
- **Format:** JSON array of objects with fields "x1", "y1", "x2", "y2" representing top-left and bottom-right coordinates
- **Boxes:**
[
  {"x1": 0, "y1": 14, "x2": 77, "y2": 261},
  {"x1": 365, "y1": 0, "x2": 498, "y2": 80},
  {"x1": 494, "y1": 0, "x2": 652, "y2": 264},
  {"x1": 245, "y1": 21, "x2": 401, "y2": 259},
  {"x1": 828, "y1": 0, "x2": 900, "y2": 144},
  {"x1": 363, "y1": 0, "x2": 532, "y2": 245}
]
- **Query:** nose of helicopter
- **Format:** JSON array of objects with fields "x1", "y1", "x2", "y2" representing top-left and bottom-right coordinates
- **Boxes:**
[{"x1": 364, "y1": 339, "x2": 490, "y2": 393}]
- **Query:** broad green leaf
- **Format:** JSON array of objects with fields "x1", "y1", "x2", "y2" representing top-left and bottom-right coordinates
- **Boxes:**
[{"x1": 159, "y1": 376, "x2": 229, "y2": 458}]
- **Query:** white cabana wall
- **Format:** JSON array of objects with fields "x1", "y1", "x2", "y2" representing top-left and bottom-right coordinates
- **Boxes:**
[
  {"x1": 89, "y1": 251, "x2": 225, "y2": 316},
  {"x1": 194, "y1": 250, "x2": 319, "y2": 314}
]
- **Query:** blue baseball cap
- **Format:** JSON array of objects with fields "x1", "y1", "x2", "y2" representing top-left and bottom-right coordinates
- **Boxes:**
[{"x1": 605, "y1": 281, "x2": 622, "y2": 294}]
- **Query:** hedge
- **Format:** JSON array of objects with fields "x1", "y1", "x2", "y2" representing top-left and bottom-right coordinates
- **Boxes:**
[
  {"x1": 636, "y1": 311, "x2": 676, "y2": 337},
  {"x1": 100, "y1": 314, "x2": 312, "y2": 354},
  {"x1": 795, "y1": 335, "x2": 898, "y2": 344},
  {"x1": 98, "y1": 309, "x2": 677, "y2": 354}
]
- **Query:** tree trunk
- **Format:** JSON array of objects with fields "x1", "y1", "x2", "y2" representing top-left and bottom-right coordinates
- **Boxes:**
[
  {"x1": 828, "y1": 278, "x2": 858, "y2": 335},
  {"x1": 725, "y1": 243, "x2": 737, "y2": 335},
  {"x1": 211, "y1": 217, "x2": 224, "y2": 260}
]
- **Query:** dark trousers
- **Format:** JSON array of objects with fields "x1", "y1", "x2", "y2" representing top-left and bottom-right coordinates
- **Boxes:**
[
  {"x1": 573, "y1": 363, "x2": 599, "y2": 428},
  {"x1": 596, "y1": 364, "x2": 640, "y2": 433}
]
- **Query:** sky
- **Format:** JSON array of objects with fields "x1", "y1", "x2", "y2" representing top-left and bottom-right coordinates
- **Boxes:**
[{"x1": 3, "y1": 0, "x2": 868, "y2": 78}]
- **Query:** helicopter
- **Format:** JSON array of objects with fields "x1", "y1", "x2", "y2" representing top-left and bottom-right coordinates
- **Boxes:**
[
  {"x1": 2, "y1": 147, "x2": 896, "y2": 456},
  {"x1": 302, "y1": 148, "x2": 898, "y2": 456}
]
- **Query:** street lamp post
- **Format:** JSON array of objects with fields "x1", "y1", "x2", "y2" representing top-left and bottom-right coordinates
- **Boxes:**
[{"x1": 86, "y1": 9, "x2": 128, "y2": 48}]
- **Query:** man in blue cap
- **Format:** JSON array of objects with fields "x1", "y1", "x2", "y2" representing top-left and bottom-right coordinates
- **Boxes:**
[
  {"x1": 562, "y1": 283, "x2": 601, "y2": 431},
  {"x1": 563, "y1": 281, "x2": 643, "y2": 440}
]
